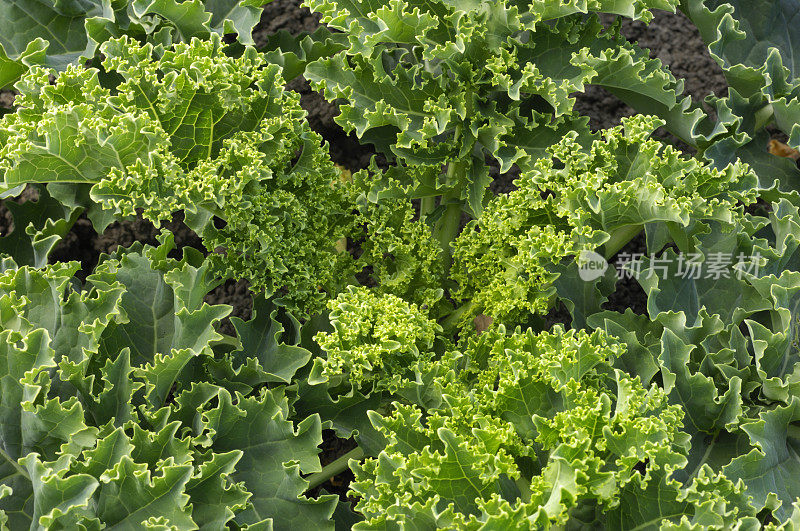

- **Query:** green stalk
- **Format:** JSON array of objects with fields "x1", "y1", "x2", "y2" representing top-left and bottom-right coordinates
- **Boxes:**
[
  {"x1": 420, "y1": 196, "x2": 436, "y2": 219},
  {"x1": 754, "y1": 103, "x2": 774, "y2": 132},
  {"x1": 433, "y1": 127, "x2": 465, "y2": 271},
  {"x1": 515, "y1": 476, "x2": 532, "y2": 503},
  {"x1": 603, "y1": 224, "x2": 643, "y2": 259},
  {"x1": 305, "y1": 447, "x2": 365, "y2": 490},
  {"x1": 434, "y1": 201, "x2": 462, "y2": 269}
]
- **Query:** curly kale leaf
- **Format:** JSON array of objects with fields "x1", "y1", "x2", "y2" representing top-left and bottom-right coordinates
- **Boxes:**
[
  {"x1": 533, "y1": 115, "x2": 758, "y2": 253},
  {"x1": 0, "y1": 0, "x2": 265, "y2": 89},
  {"x1": 451, "y1": 115, "x2": 756, "y2": 329},
  {"x1": 584, "y1": 199, "x2": 800, "y2": 521},
  {"x1": 350, "y1": 167, "x2": 446, "y2": 310},
  {"x1": 0, "y1": 185, "x2": 81, "y2": 267},
  {"x1": 310, "y1": 286, "x2": 442, "y2": 391},
  {"x1": 0, "y1": 238, "x2": 340, "y2": 530},
  {"x1": 301, "y1": 0, "x2": 752, "y2": 219},
  {"x1": 0, "y1": 34, "x2": 358, "y2": 315},
  {"x1": 682, "y1": 0, "x2": 800, "y2": 99},
  {"x1": 450, "y1": 186, "x2": 598, "y2": 328},
  {"x1": 678, "y1": 1, "x2": 800, "y2": 198},
  {"x1": 349, "y1": 327, "x2": 755, "y2": 529}
]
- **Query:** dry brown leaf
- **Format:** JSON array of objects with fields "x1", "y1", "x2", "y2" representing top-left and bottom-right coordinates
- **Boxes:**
[{"x1": 768, "y1": 139, "x2": 800, "y2": 160}]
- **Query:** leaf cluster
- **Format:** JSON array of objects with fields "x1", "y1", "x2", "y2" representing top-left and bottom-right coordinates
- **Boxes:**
[{"x1": 2, "y1": 0, "x2": 800, "y2": 528}]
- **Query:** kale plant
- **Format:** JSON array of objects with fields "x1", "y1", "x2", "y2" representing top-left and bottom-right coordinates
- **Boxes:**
[{"x1": 0, "y1": 0, "x2": 799, "y2": 529}]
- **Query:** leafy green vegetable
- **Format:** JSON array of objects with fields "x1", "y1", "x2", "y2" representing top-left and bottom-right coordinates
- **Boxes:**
[
  {"x1": 680, "y1": 0, "x2": 800, "y2": 195},
  {"x1": 0, "y1": 0, "x2": 265, "y2": 89},
  {"x1": 1, "y1": 34, "x2": 358, "y2": 314},
  {"x1": 583, "y1": 199, "x2": 800, "y2": 522},
  {"x1": 299, "y1": 0, "x2": 721, "y2": 267},
  {"x1": 0, "y1": 237, "x2": 338, "y2": 529},
  {"x1": 349, "y1": 326, "x2": 755, "y2": 529},
  {"x1": 311, "y1": 286, "x2": 442, "y2": 390},
  {"x1": 451, "y1": 115, "x2": 757, "y2": 329},
  {"x1": 1, "y1": 0, "x2": 800, "y2": 528}
]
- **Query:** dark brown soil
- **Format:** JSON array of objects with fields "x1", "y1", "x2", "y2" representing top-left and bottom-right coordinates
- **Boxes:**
[
  {"x1": 255, "y1": 0, "x2": 322, "y2": 41},
  {"x1": 604, "y1": 233, "x2": 649, "y2": 316},
  {"x1": 0, "y1": 91, "x2": 15, "y2": 108}
]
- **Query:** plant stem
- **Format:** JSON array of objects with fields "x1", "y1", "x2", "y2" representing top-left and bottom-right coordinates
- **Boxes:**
[
  {"x1": 515, "y1": 476, "x2": 532, "y2": 503},
  {"x1": 420, "y1": 196, "x2": 436, "y2": 219},
  {"x1": 433, "y1": 135, "x2": 465, "y2": 271},
  {"x1": 434, "y1": 201, "x2": 462, "y2": 269},
  {"x1": 603, "y1": 224, "x2": 643, "y2": 259},
  {"x1": 306, "y1": 447, "x2": 365, "y2": 490}
]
